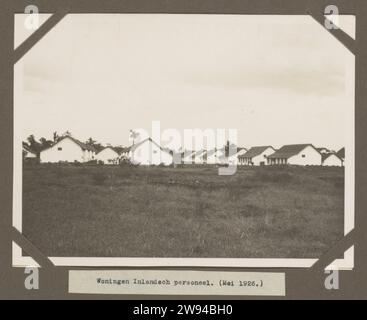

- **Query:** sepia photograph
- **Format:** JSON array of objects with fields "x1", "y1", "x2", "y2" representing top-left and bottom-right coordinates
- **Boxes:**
[{"x1": 13, "y1": 14, "x2": 355, "y2": 267}]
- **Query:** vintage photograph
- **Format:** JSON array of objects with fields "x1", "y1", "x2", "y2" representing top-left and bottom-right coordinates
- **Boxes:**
[{"x1": 13, "y1": 14, "x2": 355, "y2": 267}]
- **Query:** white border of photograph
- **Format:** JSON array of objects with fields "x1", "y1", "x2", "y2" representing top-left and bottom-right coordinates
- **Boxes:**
[{"x1": 12, "y1": 14, "x2": 355, "y2": 269}]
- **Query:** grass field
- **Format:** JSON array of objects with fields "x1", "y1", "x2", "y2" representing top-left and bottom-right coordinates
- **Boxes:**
[{"x1": 22, "y1": 164, "x2": 344, "y2": 258}]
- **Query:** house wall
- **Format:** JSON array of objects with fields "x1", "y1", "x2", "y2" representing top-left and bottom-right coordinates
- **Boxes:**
[
  {"x1": 40, "y1": 138, "x2": 84, "y2": 163},
  {"x1": 129, "y1": 140, "x2": 173, "y2": 166},
  {"x1": 206, "y1": 152, "x2": 217, "y2": 164},
  {"x1": 228, "y1": 153, "x2": 239, "y2": 166},
  {"x1": 233, "y1": 149, "x2": 247, "y2": 166},
  {"x1": 323, "y1": 154, "x2": 343, "y2": 167},
  {"x1": 193, "y1": 151, "x2": 205, "y2": 164},
  {"x1": 84, "y1": 149, "x2": 95, "y2": 162},
  {"x1": 40, "y1": 137, "x2": 95, "y2": 163},
  {"x1": 268, "y1": 158, "x2": 287, "y2": 165},
  {"x1": 239, "y1": 157, "x2": 251, "y2": 165},
  {"x1": 96, "y1": 148, "x2": 119, "y2": 164},
  {"x1": 216, "y1": 150, "x2": 227, "y2": 165},
  {"x1": 251, "y1": 147, "x2": 275, "y2": 166},
  {"x1": 287, "y1": 146, "x2": 322, "y2": 166},
  {"x1": 182, "y1": 152, "x2": 195, "y2": 164},
  {"x1": 237, "y1": 149, "x2": 247, "y2": 166}
]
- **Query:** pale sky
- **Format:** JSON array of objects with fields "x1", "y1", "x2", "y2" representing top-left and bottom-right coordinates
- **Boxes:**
[{"x1": 15, "y1": 14, "x2": 355, "y2": 150}]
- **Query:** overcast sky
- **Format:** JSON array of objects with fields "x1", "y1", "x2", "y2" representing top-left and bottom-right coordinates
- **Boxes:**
[{"x1": 15, "y1": 14, "x2": 354, "y2": 150}]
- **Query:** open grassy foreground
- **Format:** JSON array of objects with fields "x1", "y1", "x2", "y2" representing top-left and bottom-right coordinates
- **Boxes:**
[{"x1": 22, "y1": 164, "x2": 344, "y2": 258}]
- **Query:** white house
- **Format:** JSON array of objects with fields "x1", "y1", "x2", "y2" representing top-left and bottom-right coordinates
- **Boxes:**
[
  {"x1": 205, "y1": 149, "x2": 219, "y2": 164},
  {"x1": 40, "y1": 136, "x2": 96, "y2": 163},
  {"x1": 182, "y1": 150, "x2": 196, "y2": 164},
  {"x1": 236, "y1": 147, "x2": 247, "y2": 157},
  {"x1": 215, "y1": 148, "x2": 228, "y2": 165},
  {"x1": 22, "y1": 143, "x2": 37, "y2": 159},
  {"x1": 129, "y1": 138, "x2": 173, "y2": 166},
  {"x1": 95, "y1": 147, "x2": 120, "y2": 165},
  {"x1": 119, "y1": 147, "x2": 130, "y2": 159},
  {"x1": 322, "y1": 153, "x2": 343, "y2": 167},
  {"x1": 180, "y1": 149, "x2": 211, "y2": 164},
  {"x1": 193, "y1": 150, "x2": 207, "y2": 164},
  {"x1": 231, "y1": 147, "x2": 247, "y2": 166},
  {"x1": 191, "y1": 149, "x2": 218, "y2": 165},
  {"x1": 181, "y1": 147, "x2": 240, "y2": 165},
  {"x1": 267, "y1": 144, "x2": 321, "y2": 166},
  {"x1": 239, "y1": 146, "x2": 275, "y2": 166}
]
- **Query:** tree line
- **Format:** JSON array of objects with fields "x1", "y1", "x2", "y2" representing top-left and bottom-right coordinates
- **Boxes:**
[{"x1": 23, "y1": 131, "x2": 105, "y2": 156}]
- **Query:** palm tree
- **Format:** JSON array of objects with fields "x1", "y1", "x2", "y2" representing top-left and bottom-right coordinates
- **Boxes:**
[
  {"x1": 27, "y1": 134, "x2": 36, "y2": 146},
  {"x1": 53, "y1": 131, "x2": 59, "y2": 142},
  {"x1": 62, "y1": 130, "x2": 71, "y2": 137},
  {"x1": 129, "y1": 130, "x2": 140, "y2": 145},
  {"x1": 86, "y1": 137, "x2": 96, "y2": 146},
  {"x1": 39, "y1": 137, "x2": 53, "y2": 149},
  {"x1": 27, "y1": 135, "x2": 41, "y2": 153}
]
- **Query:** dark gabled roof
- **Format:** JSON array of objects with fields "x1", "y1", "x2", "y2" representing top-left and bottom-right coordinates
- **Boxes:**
[
  {"x1": 267, "y1": 144, "x2": 318, "y2": 159},
  {"x1": 66, "y1": 136, "x2": 96, "y2": 152},
  {"x1": 129, "y1": 138, "x2": 149, "y2": 152},
  {"x1": 236, "y1": 147, "x2": 248, "y2": 155},
  {"x1": 129, "y1": 137, "x2": 172, "y2": 155},
  {"x1": 117, "y1": 146, "x2": 131, "y2": 153},
  {"x1": 111, "y1": 146, "x2": 130, "y2": 154},
  {"x1": 42, "y1": 136, "x2": 96, "y2": 152},
  {"x1": 322, "y1": 152, "x2": 343, "y2": 162},
  {"x1": 321, "y1": 153, "x2": 330, "y2": 162},
  {"x1": 240, "y1": 146, "x2": 274, "y2": 159},
  {"x1": 336, "y1": 147, "x2": 345, "y2": 159},
  {"x1": 94, "y1": 146, "x2": 105, "y2": 153}
]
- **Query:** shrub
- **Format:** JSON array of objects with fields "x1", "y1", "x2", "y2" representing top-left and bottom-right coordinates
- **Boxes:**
[
  {"x1": 85, "y1": 160, "x2": 98, "y2": 166},
  {"x1": 119, "y1": 158, "x2": 137, "y2": 167}
]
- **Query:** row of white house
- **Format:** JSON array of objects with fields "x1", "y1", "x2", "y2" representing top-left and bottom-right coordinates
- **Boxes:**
[
  {"x1": 27, "y1": 135, "x2": 345, "y2": 167},
  {"x1": 239, "y1": 145, "x2": 344, "y2": 167},
  {"x1": 36, "y1": 136, "x2": 174, "y2": 166},
  {"x1": 182, "y1": 144, "x2": 344, "y2": 167}
]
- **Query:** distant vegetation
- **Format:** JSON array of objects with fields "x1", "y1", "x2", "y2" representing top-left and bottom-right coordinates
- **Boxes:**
[
  {"x1": 23, "y1": 132, "x2": 237, "y2": 157},
  {"x1": 23, "y1": 131, "x2": 107, "y2": 155}
]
